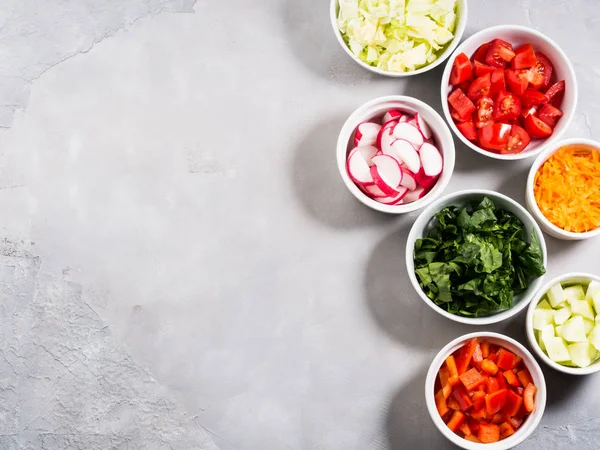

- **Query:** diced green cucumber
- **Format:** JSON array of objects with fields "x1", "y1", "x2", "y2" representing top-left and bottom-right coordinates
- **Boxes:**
[
  {"x1": 590, "y1": 326, "x2": 600, "y2": 352},
  {"x1": 567, "y1": 342, "x2": 597, "y2": 368},
  {"x1": 585, "y1": 280, "x2": 600, "y2": 315},
  {"x1": 554, "y1": 306, "x2": 571, "y2": 325},
  {"x1": 537, "y1": 298, "x2": 552, "y2": 310},
  {"x1": 547, "y1": 283, "x2": 567, "y2": 308},
  {"x1": 564, "y1": 285, "x2": 586, "y2": 303},
  {"x1": 560, "y1": 316, "x2": 588, "y2": 342},
  {"x1": 584, "y1": 319, "x2": 595, "y2": 336},
  {"x1": 570, "y1": 299, "x2": 595, "y2": 321},
  {"x1": 533, "y1": 309, "x2": 555, "y2": 330},
  {"x1": 545, "y1": 336, "x2": 571, "y2": 362}
]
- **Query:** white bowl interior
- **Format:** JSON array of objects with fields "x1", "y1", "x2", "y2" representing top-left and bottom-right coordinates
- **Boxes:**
[
  {"x1": 406, "y1": 190, "x2": 547, "y2": 324},
  {"x1": 441, "y1": 25, "x2": 578, "y2": 160},
  {"x1": 526, "y1": 139, "x2": 600, "y2": 240},
  {"x1": 330, "y1": 0, "x2": 468, "y2": 77},
  {"x1": 526, "y1": 273, "x2": 600, "y2": 375},
  {"x1": 337, "y1": 96, "x2": 455, "y2": 214},
  {"x1": 426, "y1": 332, "x2": 547, "y2": 450}
]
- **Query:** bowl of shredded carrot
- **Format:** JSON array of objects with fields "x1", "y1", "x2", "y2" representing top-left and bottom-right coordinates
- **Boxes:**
[{"x1": 526, "y1": 138, "x2": 600, "y2": 240}]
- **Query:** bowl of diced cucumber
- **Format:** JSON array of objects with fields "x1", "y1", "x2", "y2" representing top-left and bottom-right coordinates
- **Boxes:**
[{"x1": 526, "y1": 273, "x2": 600, "y2": 375}]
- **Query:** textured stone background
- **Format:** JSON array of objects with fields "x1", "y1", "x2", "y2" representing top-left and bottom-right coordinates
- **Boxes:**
[{"x1": 0, "y1": 0, "x2": 599, "y2": 449}]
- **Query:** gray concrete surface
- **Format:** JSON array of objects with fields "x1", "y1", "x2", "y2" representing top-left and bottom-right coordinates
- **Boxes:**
[{"x1": 0, "y1": 0, "x2": 599, "y2": 449}]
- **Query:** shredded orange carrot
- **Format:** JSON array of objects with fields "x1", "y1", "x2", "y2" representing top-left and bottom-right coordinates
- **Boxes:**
[{"x1": 534, "y1": 145, "x2": 600, "y2": 233}]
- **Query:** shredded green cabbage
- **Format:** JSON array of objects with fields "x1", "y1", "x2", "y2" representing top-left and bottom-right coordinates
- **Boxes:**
[{"x1": 337, "y1": 0, "x2": 458, "y2": 72}]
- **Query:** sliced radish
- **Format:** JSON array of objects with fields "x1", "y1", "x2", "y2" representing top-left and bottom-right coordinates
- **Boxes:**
[
  {"x1": 376, "y1": 120, "x2": 397, "y2": 149},
  {"x1": 415, "y1": 168, "x2": 439, "y2": 190},
  {"x1": 393, "y1": 122, "x2": 424, "y2": 148},
  {"x1": 407, "y1": 117, "x2": 418, "y2": 127},
  {"x1": 375, "y1": 186, "x2": 408, "y2": 205},
  {"x1": 399, "y1": 168, "x2": 417, "y2": 191},
  {"x1": 399, "y1": 115, "x2": 410, "y2": 123},
  {"x1": 347, "y1": 147, "x2": 375, "y2": 185},
  {"x1": 403, "y1": 186, "x2": 426, "y2": 203},
  {"x1": 390, "y1": 139, "x2": 420, "y2": 174},
  {"x1": 364, "y1": 184, "x2": 388, "y2": 198},
  {"x1": 382, "y1": 110, "x2": 404, "y2": 124},
  {"x1": 354, "y1": 122, "x2": 381, "y2": 147},
  {"x1": 380, "y1": 132, "x2": 398, "y2": 157},
  {"x1": 415, "y1": 113, "x2": 432, "y2": 140},
  {"x1": 370, "y1": 155, "x2": 403, "y2": 196},
  {"x1": 354, "y1": 145, "x2": 378, "y2": 166},
  {"x1": 419, "y1": 142, "x2": 443, "y2": 177}
]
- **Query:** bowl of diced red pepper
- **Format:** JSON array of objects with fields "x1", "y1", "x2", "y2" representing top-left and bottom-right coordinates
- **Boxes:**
[
  {"x1": 441, "y1": 25, "x2": 577, "y2": 160},
  {"x1": 426, "y1": 332, "x2": 546, "y2": 449}
]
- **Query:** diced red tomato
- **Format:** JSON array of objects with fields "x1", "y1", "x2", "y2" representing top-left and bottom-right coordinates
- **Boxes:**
[
  {"x1": 448, "y1": 89, "x2": 476, "y2": 122},
  {"x1": 496, "y1": 348, "x2": 517, "y2": 371},
  {"x1": 486, "y1": 39, "x2": 515, "y2": 68},
  {"x1": 447, "y1": 411, "x2": 466, "y2": 432},
  {"x1": 524, "y1": 114, "x2": 553, "y2": 138},
  {"x1": 489, "y1": 69, "x2": 506, "y2": 98},
  {"x1": 467, "y1": 73, "x2": 492, "y2": 102},
  {"x1": 521, "y1": 88, "x2": 549, "y2": 107},
  {"x1": 478, "y1": 422, "x2": 501, "y2": 444},
  {"x1": 481, "y1": 359, "x2": 498, "y2": 375},
  {"x1": 450, "y1": 53, "x2": 473, "y2": 85},
  {"x1": 503, "y1": 125, "x2": 530, "y2": 154},
  {"x1": 474, "y1": 61, "x2": 494, "y2": 76},
  {"x1": 493, "y1": 90, "x2": 521, "y2": 121},
  {"x1": 511, "y1": 44, "x2": 537, "y2": 69},
  {"x1": 479, "y1": 123, "x2": 511, "y2": 152},
  {"x1": 538, "y1": 103, "x2": 564, "y2": 127},
  {"x1": 503, "y1": 370, "x2": 521, "y2": 387},
  {"x1": 486, "y1": 389, "x2": 508, "y2": 415},
  {"x1": 545, "y1": 80, "x2": 566, "y2": 106},
  {"x1": 459, "y1": 368, "x2": 487, "y2": 391},
  {"x1": 521, "y1": 105, "x2": 538, "y2": 119},
  {"x1": 473, "y1": 42, "x2": 491, "y2": 63},
  {"x1": 499, "y1": 422, "x2": 516, "y2": 439},
  {"x1": 528, "y1": 52, "x2": 553, "y2": 90},
  {"x1": 456, "y1": 121, "x2": 477, "y2": 140},
  {"x1": 452, "y1": 386, "x2": 473, "y2": 411},
  {"x1": 475, "y1": 97, "x2": 494, "y2": 129},
  {"x1": 524, "y1": 383, "x2": 537, "y2": 413},
  {"x1": 506, "y1": 69, "x2": 529, "y2": 96},
  {"x1": 456, "y1": 338, "x2": 479, "y2": 375},
  {"x1": 503, "y1": 390, "x2": 523, "y2": 417}
]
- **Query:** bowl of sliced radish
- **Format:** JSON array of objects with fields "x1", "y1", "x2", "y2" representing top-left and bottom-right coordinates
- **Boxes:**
[
  {"x1": 526, "y1": 273, "x2": 600, "y2": 375},
  {"x1": 441, "y1": 25, "x2": 577, "y2": 160},
  {"x1": 338, "y1": 95, "x2": 455, "y2": 213},
  {"x1": 426, "y1": 332, "x2": 546, "y2": 449}
]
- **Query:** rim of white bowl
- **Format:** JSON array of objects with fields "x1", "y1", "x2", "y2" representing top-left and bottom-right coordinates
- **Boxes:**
[
  {"x1": 440, "y1": 24, "x2": 578, "y2": 160},
  {"x1": 337, "y1": 95, "x2": 456, "y2": 214},
  {"x1": 329, "y1": 0, "x2": 468, "y2": 77},
  {"x1": 406, "y1": 189, "x2": 547, "y2": 324},
  {"x1": 525, "y1": 272, "x2": 600, "y2": 375},
  {"x1": 425, "y1": 332, "x2": 547, "y2": 450},
  {"x1": 526, "y1": 138, "x2": 600, "y2": 240}
]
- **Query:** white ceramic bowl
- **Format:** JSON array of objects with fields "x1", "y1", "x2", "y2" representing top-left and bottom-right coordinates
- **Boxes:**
[
  {"x1": 441, "y1": 25, "x2": 578, "y2": 160},
  {"x1": 426, "y1": 332, "x2": 546, "y2": 450},
  {"x1": 526, "y1": 272, "x2": 600, "y2": 375},
  {"x1": 330, "y1": 0, "x2": 468, "y2": 77},
  {"x1": 337, "y1": 96, "x2": 455, "y2": 214},
  {"x1": 406, "y1": 189, "x2": 547, "y2": 324},
  {"x1": 526, "y1": 138, "x2": 600, "y2": 240}
]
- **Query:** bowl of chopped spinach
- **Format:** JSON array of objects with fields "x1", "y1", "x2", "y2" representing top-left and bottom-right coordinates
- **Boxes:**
[{"x1": 406, "y1": 190, "x2": 547, "y2": 325}]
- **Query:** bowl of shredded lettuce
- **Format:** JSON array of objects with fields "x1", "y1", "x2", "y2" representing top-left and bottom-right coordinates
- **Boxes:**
[{"x1": 331, "y1": 0, "x2": 467, "y2": 76}]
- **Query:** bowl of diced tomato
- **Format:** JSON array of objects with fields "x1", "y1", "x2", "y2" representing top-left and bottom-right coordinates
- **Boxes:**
[
  {"x1": 426, "y1": 332, "x2": 546, "y2": 449},
  {"x1": 441, "y1": 25, "x2": 577, "y2": 160}
]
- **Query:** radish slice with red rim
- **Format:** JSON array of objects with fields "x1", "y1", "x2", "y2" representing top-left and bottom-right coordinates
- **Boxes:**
[
  {"x1": 375, "y1": 186, "x2": 408, "y2": 205},
  {"x1": 376, "y1": 120, "x2": 397, "y2": 149},
  {"x1": 403, "y1": 186, "x2": 426, "y2": 203},
  {"x1": 370, "y1": 155, "x2": 403, "y2": 196},
  {"x1": 347, "y1": 146, "x2": 377, "y2": 185},
  {"x1": 399, "y1": 168, "x2": 417, "y2": 191},
  {"x1": 390, "y1": 139, "x2": 420, "y2": 174},
  {"x1": 364, "y1": 184, "x2": 388, "y2": 198},
  {"x1": 419, "y1": 142, "x2": 443, "y2": 177},
  {"x1": 354, "y1": 122, "x2": 381, "y2": 147},
  {"x1": 392, "y1": 122, "x2": 424, "y2": 148},
  {"x1": 398, "y1": 115, "x2": 410, "y2": 123},
  {"x1": 382, "y1": 110, "x2": 403, "y2": 124},
  {"x1": 414, "y1": 113, "x2": 432, "y2": 140},
  {"x1": 415, "y1": 167, "x2": 439, "y2": 190}
]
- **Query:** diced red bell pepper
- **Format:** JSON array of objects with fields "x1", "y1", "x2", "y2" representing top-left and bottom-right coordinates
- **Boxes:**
[
  {"x1": 496, "y1": 374, "x2": 507, "y2": 391},
  {"x1": 481, "y1": 359, "x2": 498, "y2": 375},
  {"x1": 486, "y1": 389, "x2": 508, "y2": 415},
  {"x1": 452, "y1": 386, "x2": 473, "y2": 411},
  {"x1": 472, "y1": 390, "x2": 487, "y2": 410},
  {"x1": 491, "y1": 412, "x2": 507, "y2": 424},
  {"x1": 503, "y1": 370, "x2": 521, "y2": 387},
  {"x1": 497, "y1": 348, "x2": 517, "y2": 371},
  {"x1": 508, "y1": 416, "x2": 523, "y2": 430},
  {"x1": 486, "y1": 376, "x2": 500, "y2": 393},
  {"x1": 488, "y1": 352, "x2": 499, "y2": 364},
  {"x1": 447, "y1": 410, "x2": 466, "y2": 432},
  {"x1": 446, "y1": 355, "x2": 459, "y2": 379},
  {"x1": 511, "y1": 355, "x2": 523, "y2": 370},
  {"x1": 524, "y1": 383, "x2": 537, "y2": 413},
  {"x1": 515, "y1": 386, "x2": 524, "y2": 396},
  {"x1": 459, "y1": 422, "x2": 472, "y2": 437},
  {"x1": 481, "y1": 341, "x2": 490, "y2": 358},
  {"x1": 499, "y1": 422, "x2": 516, "y2": 439},
  {"x1": 465, "y1": 435, "x2": 482, "y2": 443},
  {"x1": 472, "y1": 343, "x2": 483, "y2": 368},
  {"x1": 435, "y1": 388, "x2": 449, "y2": 417},
  {"x1": 517, "y1": 369, "x2": 533, "y2": 387},
  {"x1": 503, "y1": 390, "x2": 523, "y2": 417},
  {"x1": 456, "y1": 338, "x2": 479, "y2": 375},
  {"x1": 438, "y1": 367, "x2": 452, "y2": 399},
  {"x1": 470, "y1": 407, "x2": 487, "y2": 420},
  {"x1": 447, "y1": 396, "x2": 461, "y2": 411},
  {"x1": 467, "y1": 417, "x2": 481, "y2": 433},
  {"x1": 478, "y1": 422, "x2": 501, "y2": 444},
  {"x1": 459, "y1": 368, "x2": 487, "y2": 391}
]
